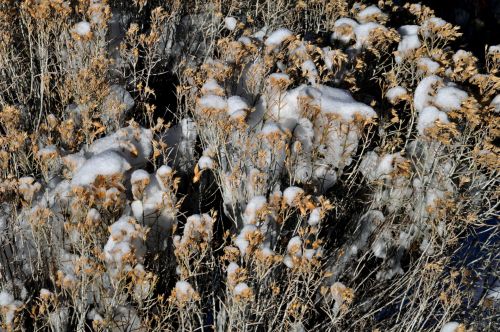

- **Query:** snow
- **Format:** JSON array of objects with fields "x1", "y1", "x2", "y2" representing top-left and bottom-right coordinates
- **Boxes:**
[
  {"x1": 491, "y1": 94, "x2": 500, "y2": 113},
  {"x1": 360, "y1": 151, "x2": 399, "y2": 181},
  {"x1": 316, "y1": 85, "x2": 376, "y2": 120},
  {"x1": 227, "y1": 262, "x2": 239, "y2": 276},
  {"x1": 224, "y1": 17, "x2": 237, "y2": 31},
  {"x1": 308, "y1": 208, "x2": 322, "y2": 226},
  {"x1": 201, "y1": 78, "x2": 224, "y2": 96},
  {"x1": 176, "y1": 214, "x2": 214, "y2": 246},
  {"x1": 37, "y1": 145, "x2": 58, "y2": 159},
  {"x1": 131, "y1": 169, "x2": 150, "y2": 184},
  {"x1": 421, "y1": 17, "x2": 447, "y2": 37},
  {"x1": 396, "y1": 25, "x2": 421, "y2": 61},
  {"x1": 238, "y1": 36, "x2": 253, "y2": 46},
  {"x1": 334, "y1": 18, "x2": 359, "y2": 28},
  {"x1": 417, "y1": 57, "x2": 440, "y2": 75},
  {"x1": 283, "y1": 186, "x2": 304, "y2": 206},
  {"x1": 488, "y1": 45, "x2": 500, "y2": 54},
  {"x1": 332, "y1": 18, "x2": 358, "y2": 43},
  {"x1": 283, "y1": 255, "x2": 294, "y2": 268},
  {"x1": 243, "y1": 196, "x2": 267, "y2": 224},
  {"x1": 73, "y1": 21, "x2": 91, "y2": 36},
  {"x1": 441, "y1": 322, "x2": 462, "y2": 332},
  {"x1": 0, "y1": 291, "x2": 14, "y2": 306},
  {"x1": 63, "y1": 153, "x2": 86, "y2": 172},
  {"x1": 357, "y1": 5, "x2": 383, "y2": 23},
  {"x1": 0, "y1": 290, "x2": 21, "y2": 326},
  {"x1": 235, "y1": 225, "x2": 257, "y2": 255},
  {"x1": 261, "y1": 246, "x2": 274, "y2": 257},
  {"x1": 233, "y1": 282, "x2": 250, "y2": 296},
  {"x1": 39, "y1": 289, "x2": 52, "y2": 298},
  {"x1": 102, "y1": 84, "x2": 135, "y2": 124},
  {"x1": 104, "y1": 216, "x2": 146, "y2": 274},
  {"x1": 198, "y1": 95, "x2": 227, "y2": 112},
  {"x1": 434, "y1": 86, "x2": 467, "y2": 112},
  {"x1": 452, "y1": 49, "x2": 472, "y2": 63},
  {"x1": 71, "y1": 151, "x2": 131, "y2": 187},
  {"x1": 227, "y1": 96, "x2": 249, "y2": 118},
  {"x1": 398, "y1": 25, "x2": 419, "y2": 36},
  {"x1": 386, "y1": 86, "x2": 407, "y2": 104},
  {"x1": 268, "y1": 84, "x2": 375, "y2": 127},
  {"x1": 301, "y1": 60, "x2": 318, "y2": 84},
  {"x1": 304, "y1": 248, "x2": 316, "y2": 260},
  {"x1": 486, "y1": 285, "x2": 500, "y2": 301},
  {"x1": 371, "y1": 237, "x2": 387, "y2": 258},
  {"x1": 253, "y1": 27, "x2": 268, "y2": 41},
  {"x1": 157, "y1": 165, "x2": 173, "y2": 177},
  {"x1": 198, "y1": 156, "x2": 215, "y2": 170},
  {"x1": 261, "y1": 122, "x2": 283, "y2": 136},
  {"x1": 354, "y1": 22, "x2": 386, "y2": 49},
  {"x1": 175, "y1": 281, "x2": 196, "y2": 301},
  {"x1": 417, "y1": 106, "x2": 449, "y2": 135},
  {"x1": 287, "y1": 236, "x2": 302, "y2": 256},
  {"x1": 88, "y1": 126, "x2": 153, "y2": 167},
  {"x1": 86, "y1": 208, "x2": 101, "y2": 224},
  {"x1": 414, "y1": 75, "x2": 443, "y2": 112},
  {"x1": 265, "y1": 28, "x2": 293, "y2": 48}
]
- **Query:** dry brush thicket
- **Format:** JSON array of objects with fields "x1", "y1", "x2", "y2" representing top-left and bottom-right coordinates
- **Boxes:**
[{"x1": 0, "y1": 0, "x2": 498, "y2": 331}]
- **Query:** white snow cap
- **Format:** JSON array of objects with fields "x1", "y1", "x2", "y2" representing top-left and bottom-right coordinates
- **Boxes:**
[
  {"x1": 224, "y1": 17, "x2": 238, "y2": 31},
  {"x1": 103, "y1": 216, "x2": 146, "y2": 273},
  {"x1": 284, "y1": 236, "x2": 303, "y2": 268},
  {"x1": 265, "y1": 28, "x2": 293, "y2": 48},
  {"x1": 487, "y1": 45, "x2": 500, "y2": 54},
  {"x1": 227, "y1": 262, "x2": 239, "y2": 276},
  {"x1": 301, "y1": 60, "x2": 319, "y2": 84},
  {"x1": 396, "y1": 25, "x2": 421, "y2": 61},
  {"x1": 417, "y1": 57, "x2": 440, "y2": 75},
  {"x1": 73, "y1": 21, "x2": 91, "y2": 36},
  {"x1": 0, "y1": 291, "x2": 22, "y2": 326},
  {"x1": 414, "y1": 75, "x2": 443, "y2": 112},
  {"x1": 417, "y1": 106, "x2": 449, "y2": 135},
  {"x1": 0, "y1": 291, "x2": 14, "y2": 306},
  {"x1": 490, "y1": 94, "x2": 500, "y2": 113},
  {"x1": 308, "y1": 207, "x2": 322, "y2": 226},
  {"x1": 268, "y1": 84, "x2": 375, "y2": 127},
  {"x1": 243, "y1": 196, "x2": 267, "y2": 224},
  {"x1": 283, "y1": 186, "x2": 304, "y2": 206},
  {"x1": 71, "y1": 151, "x2": 131, "y2": 187},
  {"x1": 88, "y1": 126, "x2": 153, "y2": 167},
  {"x1": 434, "y1": 86, "x2": 467, "y2": 112},
  {"x1": 201, "y1": 78, "x2": 224, "y2": 96},
  {"x1": 287, "y1": 236, "x2": 302, "y2": 256},
  {"x1": 422, "y1": 17, "x2": 448, "y2": 37},
  {"x1": 332, "y1": 18, "x2": 358, "y2": 43},
  {"x1": 198, "y1": 156, "x2": 215, "y2": 170},
  {"x1": 131, "y1": 169, "x2": 150, "y2": 184},
  {"x1": 233, "y1": 282, "x2": 251, "y2": 296},
  {"x1": 235, "y1": 225, "x2": 257, "y2": 255},
  {"x1": 357, "y1": 5, "x2": 384, "y2": 23},
  {"x1": 354, "y1": 22, "x2": 386, "y2": 49},
  {"x1": 441, "y1": 322, "x2": 463, "y2": 332},
  {"x1": 227, "y1": 96, "x2": 249, "y2": 118},
  {"x1": 386, "y1": 86, "x2": 407, "y2": 104},
  {"x1": 175, "y1": 281, "x2": 197, "y2": 301},
  {"x1": 156, "y1": 165, "x2": 173, "y2": 177},
  {"x1": 198, "y1": 95, "x2": 227, "y2": 111},
  {"x1": 360, "y1": 151, "x2": 399, "y2": 181},
  {"x1": 486, "y1": 285, "x2": 500, "y2": 301},
  {"x1": 261, "y1": 122, "x2": 283, "y2": 136}
]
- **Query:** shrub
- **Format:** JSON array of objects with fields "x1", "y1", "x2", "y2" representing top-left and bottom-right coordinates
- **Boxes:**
[{"x1": 0, "y1": 1, "x2": 498, "y2": 331}]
